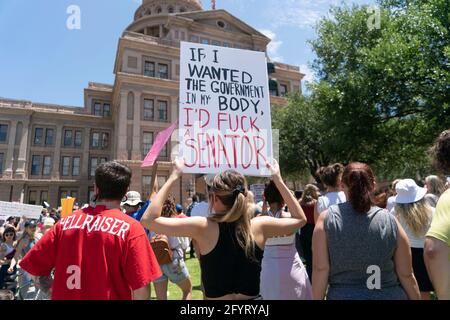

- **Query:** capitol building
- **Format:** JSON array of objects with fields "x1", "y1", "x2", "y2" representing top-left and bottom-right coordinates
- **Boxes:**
[{"x1": 0, "y1": 0, "x2": 304, "y2": 207}]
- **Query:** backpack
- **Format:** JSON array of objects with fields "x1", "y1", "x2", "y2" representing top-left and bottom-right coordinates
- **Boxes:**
[{"x1": 150, "y1": 234, "x2": 173, "y2": 265}]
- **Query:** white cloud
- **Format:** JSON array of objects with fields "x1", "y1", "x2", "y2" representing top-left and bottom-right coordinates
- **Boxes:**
[
  {"x1": 258, "y1": 29, "x2": 284, "y2": 62},
  {"x1": 299, "y1": 63, "x2": 315, "y2": 83},
  {"x1": 266, "y1": 0, "x2": 345, "y2": 29}
]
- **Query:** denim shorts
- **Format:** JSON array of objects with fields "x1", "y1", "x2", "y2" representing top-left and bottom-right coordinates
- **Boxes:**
[{"x1": 153, "y1": 259, "x2": 190, "y2": 284}]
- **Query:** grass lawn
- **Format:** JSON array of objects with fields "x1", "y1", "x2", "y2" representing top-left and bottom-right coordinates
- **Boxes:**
[{"x1": 149, "y1": 256, "x2": 204, "y2": 300}]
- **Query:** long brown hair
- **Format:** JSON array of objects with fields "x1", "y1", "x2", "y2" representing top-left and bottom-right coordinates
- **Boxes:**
[
  {"x1": 317, "y1": 163, "x2": 344, "y2": 189},
  {"x1": 300, "y1": 184, "x2": 320, "y2": 205},
  {"x1": 342, "y1": 162, "x2": 376, "y2": 213},
  {"x1": 209, "y1": 170, "x2": 255, "y2": 259},
  {"x1": 161, "y1": 195, "x2": 177, "y2": 218}
]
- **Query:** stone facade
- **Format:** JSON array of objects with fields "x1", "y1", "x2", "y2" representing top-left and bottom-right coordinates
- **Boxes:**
[{"x1": 0, "y1": 0, "x2": 304, "y2": 208}]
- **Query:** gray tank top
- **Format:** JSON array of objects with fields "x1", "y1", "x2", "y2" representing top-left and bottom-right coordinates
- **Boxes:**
[{"x1": 325, "y1": 202, "x2": 400, "y2": 289}]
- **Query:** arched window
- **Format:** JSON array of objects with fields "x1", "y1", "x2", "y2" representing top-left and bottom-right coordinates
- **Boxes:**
[
  {"x1": 145, "y1": 8, "x2": 152, "y2": 16},
  {"x1": 127, "y1": 92, "x2": 134, "y2": 120},
  {"x1": 156, "y1": 6, "x2": 162, "y2": 14},
  {"x1": 168, "y1": 6, "x2": 174, "y2": 14},
  {"x1": 179, "y1": 7, "x2": 186, "y2": 13}
]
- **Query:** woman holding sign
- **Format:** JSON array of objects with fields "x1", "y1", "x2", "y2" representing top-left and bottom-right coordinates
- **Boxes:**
[
  {"x1": 141, "y1": 158, "x2": 307, "y2": 300},
  {"x1": 259, "y1": 181, "x2": 313, "y2": 300}
]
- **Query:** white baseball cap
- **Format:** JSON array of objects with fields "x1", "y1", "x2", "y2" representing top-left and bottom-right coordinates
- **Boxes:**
[
  {"x1": 43, "y1": 217, "x2": 55, "y2": 227},
  {"x1": 121, "y1": 191, "x2": 143, "y2": 207},
  {"x1": 394, "y1": 179, "x2": 427, "y2": 204}
]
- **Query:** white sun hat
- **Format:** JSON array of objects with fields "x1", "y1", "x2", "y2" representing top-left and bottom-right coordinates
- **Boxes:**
[
  {"x1": 121, "y1": 191, "x2": 143, "y2": 207},
  {"x1": 394, "y1": 179, "x2": 427, "y2": 204}
]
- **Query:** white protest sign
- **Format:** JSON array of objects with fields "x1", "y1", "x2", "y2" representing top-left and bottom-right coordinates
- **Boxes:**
[
  {"x1": 179, "y1": 41, "x2": 273, "y2": 176},
  {"x1": 0, "y1": 201, "x2": 42, "y2": 219}
]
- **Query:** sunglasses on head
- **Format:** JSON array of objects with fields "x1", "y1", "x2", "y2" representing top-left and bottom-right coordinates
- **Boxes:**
[{"x1": 4, "y1": 233, "x2": 14, "y2": 237}]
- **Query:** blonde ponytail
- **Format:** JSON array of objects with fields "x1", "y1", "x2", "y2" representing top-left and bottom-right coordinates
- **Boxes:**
[{"x1": 209, "y1": 171, "x2": 256, "y2": 260}]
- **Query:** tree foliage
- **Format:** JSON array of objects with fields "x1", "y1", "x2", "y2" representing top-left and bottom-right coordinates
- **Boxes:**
[{"x1": 275, "y1": 0, "x2": 449, "y2": 182}]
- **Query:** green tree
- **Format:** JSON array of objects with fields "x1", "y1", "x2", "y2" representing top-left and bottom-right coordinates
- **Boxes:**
[{"x1": 303, "y1": 0, "x2": 449, "y2": 180}]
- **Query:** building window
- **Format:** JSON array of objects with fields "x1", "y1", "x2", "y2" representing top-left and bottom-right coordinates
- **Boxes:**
[
  {"x1": 211, "y1": 40, "x2": 221, "y2": 46},
  {"x1": 88, "y1": 187, "x2": 95, "y2": 203},
  {"x1": 60, "y1": 190, "x2": 68, "y2": 200},
  {"x1": 74, "y1": 130, "x2": 82, "y2": 147},
  {"x1": 158, "y1": 176, "x2": 167, "y2": 189},
  {"x1": 72, "y1": 157, "x2": 80, "y2": 176},
  {"x1": 0, "y1": 125, "x2": 8, "y2": 143},
  {"x1": 91, "y1": 133, "x2": 100, "y2": 148},
  {"x1": 40, "y1": 191, "x2": 48, "y2": 204},
  {"x1": 0, "y1": 153, "x2": 4, "y2": 174},
  {"x1": 280, "y1": 84, "x2": 288, "y2": 97},
  {"x1": 144, "y1": 61, "x2": 155, "y2": 77},
  {"x1": 64, "y1": 130, "x2": 73, "y2": 146},
  {"x1": 160, "y1": 144, "x2": 169, "y2": 158},
  {"x1": 159, "y1": 64, "x2": 169, "y2": 79},
  {"x1": 31, "y1": 155, "x2": 41, "y2": 176},
  {"x1": 29, "y1": 191, "x2": 37, "y2": 205},
  {"x1": 217, "y1": 21, "x2": 226, "y2": 28},
  {"x1": 174, "y1": 30, "x2": 179, "y2": 39},
  {"x1": 90, "y1": 158, "x2": 98, "y2": 177},
  {"x1": 90, "y1": 157, "x2": 107, "y2": 177},
  {"x1": 223, "y1": 42, "x2": 230, "y2": 47},
  {"x1": 101, "y1": 133, "x2": 109, "y2": 149},
  {"x1": 62, "y1": 157, "x2": 70, "y2": 176},
  {"x1": 190, "y1": 35, "x2": 199, "y2": 43},
  {"x1": 181, "y1": 32, "x2": 186, "y2": 40},
  {"x1": 168, "y1": 6, "x2": 174, "y2": 13},
  {"x1": 43, "y1": 156, "x2": 51, "y2": 176},
  {"x1": 180, "y1": 7, "x2": 186, "y2": 13},
  {"x1": 201, "y1": 38, "x2": 209, "y2": 45},
  {"x1": 144, "y1": 99, "x2": 154, "y2": 120},
  {"x1": 156, "y1": 6, "x2": 162, "y2": 14},
  {"x1": 103, "y1": 104, "x2": 111, "y2": 117},
  {"x1": 143, "y1": 176, "x2": 152, "y2": 197},
  {"x1": 269, "y1": 80, "x2": 279, "y2": 96},
  {"x1": 45, "y1": 128, "x2": 54, "y2": 145},
  {"x1": 158, "y1": 101, "x2": 168, "y2": 122},
  {"x1": 34, "y1": 128, "x2": 44, "y2": 145},
  {"x1": 143, "y1": 132, "x2": 154, "y2": 157},
  {"x1": 94, "y1": 103, "x2": 102, "y2": 116}
]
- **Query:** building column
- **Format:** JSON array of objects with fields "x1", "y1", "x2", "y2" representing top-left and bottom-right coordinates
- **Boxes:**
[
  {"x1": 79, "y1": 127, "x2": 92, "y2": 204},
  {"x1": 132, "y1": 91, "x2": 142, "y2": 160},
  {"x1": 3, "y1": 120, "x2": 17, "y2": 179},
  {"x1": 81, "y1": 127, "x2": 91, "y2": 180},
  {"x1": 51, "y1": 124, "x2": 63, "y2": 179},
  {"x1": 117, "y1": 92, "x2": 128, "y2": 160},
  {"x1": 14, "y1": 121, "x2": 29, "y2": 179}
]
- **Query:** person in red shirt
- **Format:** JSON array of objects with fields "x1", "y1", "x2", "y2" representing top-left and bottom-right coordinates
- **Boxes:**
[{"x1": 19, "y1": 161, "x2": 162, "y2": 300}]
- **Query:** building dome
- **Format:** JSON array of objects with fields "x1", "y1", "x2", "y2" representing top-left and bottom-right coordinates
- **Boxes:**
[{"x1": 134, "y1": 0, "x2": 203, "y2": 21}]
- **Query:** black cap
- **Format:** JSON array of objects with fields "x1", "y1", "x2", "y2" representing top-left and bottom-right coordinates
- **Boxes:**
[{"x1": 24, "y1": 220, "x2": 37, "y2": 228}]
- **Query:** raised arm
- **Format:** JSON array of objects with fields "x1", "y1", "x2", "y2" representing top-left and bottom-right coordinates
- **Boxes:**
[
  {"x1": 252, "y1": 160, "x2": 307, "y2": 241},
  {"x1": 140, "y1": 158, "x2": 207, "y2": 239},
  {"x1": 8, "y1": 238, "x2": 26, "y2": 273}
]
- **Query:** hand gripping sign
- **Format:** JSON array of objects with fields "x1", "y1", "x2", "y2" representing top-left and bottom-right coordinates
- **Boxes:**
[{"x1": 179, "y1": 42, "x2": 273, "y2": 176}]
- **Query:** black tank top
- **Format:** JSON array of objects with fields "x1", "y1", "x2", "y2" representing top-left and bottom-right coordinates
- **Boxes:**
[{"x1": 199, "y1": 222, "x2": 264, "y2": 298}]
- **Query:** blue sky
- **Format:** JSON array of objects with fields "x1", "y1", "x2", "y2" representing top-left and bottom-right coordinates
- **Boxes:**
[{"x1": 0, "y1": 0, "x2": 375, "y2": 107}]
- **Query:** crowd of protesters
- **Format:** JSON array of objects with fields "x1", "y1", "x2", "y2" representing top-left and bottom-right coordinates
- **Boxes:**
[{"x1": 0, "y1": 129, "x2": 449, "y2": 300}]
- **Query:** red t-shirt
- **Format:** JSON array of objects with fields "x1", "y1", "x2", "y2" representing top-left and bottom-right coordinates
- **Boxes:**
[{"x1": 20, "y1": 205, "x2": 162, "y2": 300}]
